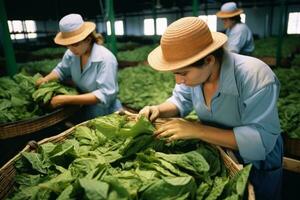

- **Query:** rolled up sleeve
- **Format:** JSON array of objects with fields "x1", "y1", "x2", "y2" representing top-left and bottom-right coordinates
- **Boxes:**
[
  {"x1": 92, "y1": 60, "x2": 118, "y2": 106},
  {"x1": 234, "y1": 83, "x2": 281, "y2": 161},
  {"x1": 167, "y1": 84, "x2": 193, "y2": 117}
]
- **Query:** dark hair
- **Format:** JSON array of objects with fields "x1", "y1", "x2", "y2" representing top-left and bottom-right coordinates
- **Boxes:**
[
  {"x1": 231, "y1": 15, "x2": 241, "y2": 23},
  {"x1": 191, "y1": 47, "x2": 224, "y2": 67}
]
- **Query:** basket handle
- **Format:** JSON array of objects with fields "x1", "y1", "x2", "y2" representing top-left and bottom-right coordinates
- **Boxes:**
[{"x1": 27, "y1": 140, "x2": 39, "y2": 150}]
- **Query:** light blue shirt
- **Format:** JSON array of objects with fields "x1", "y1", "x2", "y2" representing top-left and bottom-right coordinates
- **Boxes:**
[
  {"x1": 53, "y1": 43, "x2": 122, "y2": 120},
  {"x1": 226, "y1": 23, "x2": 254, "y2": 54},
  {"x1": 168, "y1": 51, "x2": 282, "y2": 167}
]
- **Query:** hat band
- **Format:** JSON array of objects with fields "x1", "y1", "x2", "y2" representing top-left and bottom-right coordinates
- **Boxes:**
[
  {"x1": 61, "y1": 23, "x2": 85, "y2": 38},
  {"x1": 221, "y1": 9, "x2": 240, "y2": 15}
]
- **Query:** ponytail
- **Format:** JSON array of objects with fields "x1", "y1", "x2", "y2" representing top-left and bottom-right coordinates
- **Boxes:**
[{"x1": 90, "y1": 31, "x2": 104, "y2": 45}]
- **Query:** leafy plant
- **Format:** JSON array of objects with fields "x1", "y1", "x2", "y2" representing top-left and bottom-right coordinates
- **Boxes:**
[
  {"x1": 253, "y1": 35, "x2": 300, "y2": 57},
  {"x1": 117, "y1": 45, "x2": 156, "y2": 62},
  {"x1": 33, "y1": 81, "x2": 78, "y2": 104},
  {"x1": 9, "y1": 113, "x2": 252, "y2": 200},
  {"x1": 18, "y1": 59, "x2": 60, "y2": 76},
  {"x1": 0, "y1": 73, "x2": 78, "y2": 124},
  {"x1": 274, "y1": 68, "x2": 300, "y2": 139},
  {"x1": 118, "y1": 65, "x2": 175, "y2": 110}
]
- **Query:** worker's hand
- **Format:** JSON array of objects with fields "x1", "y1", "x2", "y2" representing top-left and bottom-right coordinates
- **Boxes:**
[
  {"x1": 36, "y1": 77, "x2": 48, "y2": 86},
  {"x1": 155, "y1": 119, "x2": 202, "y2": 142},
  {"x1": 50, "y1": 95, "x2": 66, "y2": 108},
  {"x1": 138, "y1": 105, "x2": 160, "y2": 122}
]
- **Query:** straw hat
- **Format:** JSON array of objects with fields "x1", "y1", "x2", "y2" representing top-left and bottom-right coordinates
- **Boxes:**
[
  {"x1": 216, "y1": 2, "x2": 244, "y2": 18},
  {"x1": 54, "y1": 14, "x2": 96, "y2": 46},
  {"x1": 147, "y1": 17, "x2": 227, "y2": 71}
]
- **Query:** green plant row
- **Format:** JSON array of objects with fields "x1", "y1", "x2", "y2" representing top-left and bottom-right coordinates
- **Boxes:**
[
  {"x1": 31, "y1": 47, "x2": 66, "y2": 57},
  {"x1": 117, "y1": 45, "x2": 156, "y2": 62},
  {"x1": 253, "y1": 35, "x2": 300, "y2": 57},
  {"x1": 118, "y1": 64, "x2": 175, "y2": 110},
  {"x1": 18, "y1": 59, "x2": 60, "y2": 76},
  {"x1": 274, "y1": 67, "x2": 300, "y2": 139}
]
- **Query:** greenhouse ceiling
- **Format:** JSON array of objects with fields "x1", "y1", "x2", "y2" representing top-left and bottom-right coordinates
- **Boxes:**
[{"x1": 3, "y1": 0, "x2": 300, "y2": 21}]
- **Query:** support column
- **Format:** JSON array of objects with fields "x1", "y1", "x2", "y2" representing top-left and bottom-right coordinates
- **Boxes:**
[
  {"x1": 192, "y1": 0, "x2": 199, "y2": 17},
  {"x1": 276, "y1": 0, "x2": 286, "y2": 66},
  {"x1": 0, "y1": 0, "x2": 17, "y2": 76},
  {"x1": 105, "y1": 0, "x2": 117, "y2": 55},
  {"x1": 153, "y1": 0, "x2": 157, "y2": 36}
]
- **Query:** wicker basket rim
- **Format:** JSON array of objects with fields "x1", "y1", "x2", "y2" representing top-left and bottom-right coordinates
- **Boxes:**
[{"x1": 0, "y1": 107, "x2": 76, "y2": 127}]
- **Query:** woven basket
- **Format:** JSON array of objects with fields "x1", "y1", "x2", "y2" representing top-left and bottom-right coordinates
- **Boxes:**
[
  {"x1": 283, "y1": 135, "x2": 300, "y2": 158},
  {"x1": 0, "y1": 106, "x2": 79, "y2": 139},
  {"x1": 0, "y1": 113, "x2": 255, "y2": 200}
]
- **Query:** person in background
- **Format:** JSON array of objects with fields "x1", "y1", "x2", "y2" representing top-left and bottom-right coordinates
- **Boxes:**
[
  {"x1": 216, "y1": 2, "x2": 254, "y2": 55},
  {"x1": 139, "y1": 17, "x2": 282, "y2": 200},
  {"x1": 36, "y1": 13, "x2": 122, "y2": 121}
]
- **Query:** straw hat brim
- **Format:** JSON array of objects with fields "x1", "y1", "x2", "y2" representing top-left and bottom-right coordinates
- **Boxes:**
[
  {"x1": 147, "y1": 32, "x2": 228, "y2": 72},
  {"x1": 54, "y1": 22, "x2": 96, "y2": 46},
  {"x1": 216, "y1": 9, "x2": 243, "y2": 18}
]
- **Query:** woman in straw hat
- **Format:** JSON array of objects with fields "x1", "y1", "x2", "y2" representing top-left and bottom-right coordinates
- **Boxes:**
[
  {"x1": 216, "y1": 2, "x2": 254, "y2": 55},
  {"x1": 36, "y1": 13, "x2": 122, "y2": 121},
  {"x1": 139, "y1": 17, "x2": 282, "y2": 200}
]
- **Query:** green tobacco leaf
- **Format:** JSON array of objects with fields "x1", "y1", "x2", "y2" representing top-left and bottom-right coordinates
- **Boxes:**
[
  {"x1": 79, "y1": 178, "x2": 109, "y2": 200},
  {"x1": 15, "y1": 173, "x2": 46, "y2": 187},
  {"x1": 119, "y1": 115, "x2": 155, "y2": 138},
  {"x1": 39, "y1": 171, "x2": 74, "y2": 194},
  {"x1": 69, "y1": 157, "x2": 102, "y2": 178},
  {"x1": 89, "y1": 114, "x2": 127, "y2": 138},
  {"x1": 103, "y1": 176, "x2": 131, "y2": 200},
  {"x1": 56, "y1": 185, "x2": 75, "y2": 200},
  {"x1": 196, "y1": 182, "x2": 211, "y2": 200},
  {"x1": 206, "y1": 177, "x2": 229, "y2": 200},
  {"x1": 21, "y1": 152, "x2": 48, "y2": 174},
  {"x1": 140, "y1": 176, "x2": 196, "y2": 200},
  {"x1": 223, "y1": 164, "x2": 252, "y2": 198},
  {"x1": 8, "y1": 186, "x2": 51, "y2": 200},
  {"x1": 120, "y1": 134, "x2": 154, "y2": 158},
  {"x1": 49, "y1": 139, "x2": 79, "y2": 168},
  {"x1": 155, "y1": 150, "x2": 210, "y2": 175}
]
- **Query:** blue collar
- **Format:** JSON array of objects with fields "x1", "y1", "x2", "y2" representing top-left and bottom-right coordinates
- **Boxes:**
[
  {"x1": 89, "y1": 43, "x2": 104, "y2": 63},
  {"x1": 219, "y1": 50, "x2": 239, "y2": 96}
]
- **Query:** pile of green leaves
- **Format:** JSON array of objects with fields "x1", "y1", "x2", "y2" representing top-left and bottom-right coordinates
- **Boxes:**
[
  {"x1": 33, "y1": 81, "x2": 78, "y2": 104},
  {"x1": 274, "y1": 68, "x2": 300, "y2": 139},
  {"x1": 117, "y1": 45, "x2": 156, "y2": 62},
  {"x1": 8, "y1": 113, "x2": 251, "y2": 200},
  {"x1": 18, "y1": 59, "x2": 60, "y2": 76},
  {"x1": 0, "y1": 73, "x2": 43, "y2": 123},
  {"x1": 118, "y1": 65, "x2": 175, "y2": 110},
  {"x1": 253, "y1": 35, "x2": 300, "y2": 58},
  {"x1": 31, "y1": 47, "x2": 66, "y2": 57},
  {"x1": 0, "y1": 73, "x2": 78, "y2": 124}
]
